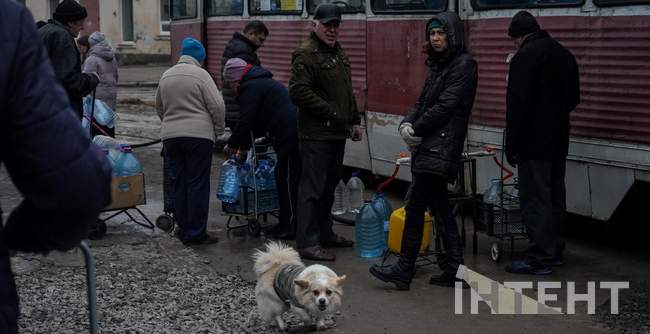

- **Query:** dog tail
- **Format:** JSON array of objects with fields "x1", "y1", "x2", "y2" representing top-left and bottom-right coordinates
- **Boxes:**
[{"x1": 252, "y1": 241, "x2": 302, "y2": 276}]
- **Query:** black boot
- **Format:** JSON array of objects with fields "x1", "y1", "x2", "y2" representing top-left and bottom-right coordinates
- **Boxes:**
[
  {"x1": 369, "y1": 261, "x2": 414, "y2": 290},
  {"x1": 369, "y1": 230, "x2": 420, "y2": 290}
]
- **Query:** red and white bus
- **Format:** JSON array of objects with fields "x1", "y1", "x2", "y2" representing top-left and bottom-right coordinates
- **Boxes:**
[{"x1": 169, "y1": 0, "x2": 650, "y2": 222}]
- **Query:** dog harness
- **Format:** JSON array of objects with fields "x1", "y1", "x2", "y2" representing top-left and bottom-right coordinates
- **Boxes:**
[{"x1": 273, "y1": 264, "x2": 306, "y2": 309}]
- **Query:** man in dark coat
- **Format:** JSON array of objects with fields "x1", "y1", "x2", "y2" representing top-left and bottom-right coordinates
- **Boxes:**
[
  {"x1": 289, "y1": 4, "x2": 363, "y2": 261},
  {"x1": 38, "y1": 0, "x2": 99, "y2": 119},
  {"x1": 220, "y1": 20, "x2": 269, "y2": 128},
  {"x1": 504, "y1": 11, "x2": 580, "y2": 275},
  {"x1": 370, "y1": 12, "x2": 478, "y2": 289},
  {"x1": 0, "y1": 2, "x2": 112, "y2": 332},
  {"x1": 223, "y1": 58, "x2": 300, "y2": 240}
]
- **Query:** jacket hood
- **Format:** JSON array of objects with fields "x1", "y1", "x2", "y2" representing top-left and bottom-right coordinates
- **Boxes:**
[
  {"x1": 426, "y1": 12, "x2": 466, "y2": 54},
  {"x1": 241, "y1": 65, "x2": 273, "y2": 82},
  {"x1": 88, "y1": 41, "x2": 114, "y2": 61}
]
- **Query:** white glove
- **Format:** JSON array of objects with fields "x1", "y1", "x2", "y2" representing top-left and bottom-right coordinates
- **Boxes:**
[{"x1": 399, "y1": 123, "x2": 422, "y2": 147}]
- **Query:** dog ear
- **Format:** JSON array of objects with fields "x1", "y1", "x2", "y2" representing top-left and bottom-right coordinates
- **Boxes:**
[
  {"x1": 336, "y1": 275, "x2": 347, "y2": 285},
  {"x1": 294, "y1": 279, "x2": 310, "y2": 289}
]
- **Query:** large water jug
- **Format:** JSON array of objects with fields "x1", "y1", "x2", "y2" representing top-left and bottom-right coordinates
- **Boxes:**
[
  {"x1": 112, "y1": 144, "x2": 143, "y2": 176},
  {"x1": 92, "y1": 135, "x2": 119, "y2": 149},
  {"x1": 370, "y1": 192, "x2": 393, "y2": 241},
  {"x1": 331, "y1": 180, "x2": 348, "y2": 215},
  {"x1": 346, "y1": 172, "x2": 365, "y2": 214},
  {"x1": 217, "y1": 157, "x2": 241, "y2": 203},
  {"x1": 483, "y1": 178, "x2": 503, "y2": 204},
  {"x1": 93, "y1": 99, "x2": 117, "y2": 128},
  {"x1": 255, "y1": 159, "x2": 276, "y2": 191},
  {"x1": 354, "y1": 201, "x2": 386, "y2": 258}
]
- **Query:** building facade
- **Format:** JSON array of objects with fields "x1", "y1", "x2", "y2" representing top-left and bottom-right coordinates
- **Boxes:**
[{"x1": 21, "y1": 0, "x2": 171, "y2": 65}]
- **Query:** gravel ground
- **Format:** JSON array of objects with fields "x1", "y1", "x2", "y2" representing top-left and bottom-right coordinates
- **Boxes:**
[
  {"x1": 595, "y1": 280, "x2": 650, "y2": 334},
  {"x1": 12, "y1": 225, "x2": 338, "y2": 334}
]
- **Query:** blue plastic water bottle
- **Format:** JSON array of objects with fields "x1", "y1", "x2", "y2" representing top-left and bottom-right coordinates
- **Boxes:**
[
  {"x1": 113, "y1": 145, "x2": 143, "y2": 176},
  {"x1": 371, "y1": 192, "x2": 393, "y2": 242},
  {"x1": 354, "y1": 201, "x2": 387, "y2": 258},
  {"x1": 217, "y1": 157, "x2": 241, "y2": 203}
]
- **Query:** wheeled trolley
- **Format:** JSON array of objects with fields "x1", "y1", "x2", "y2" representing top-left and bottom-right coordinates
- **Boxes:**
[{"x1": 220, "y1": 136, "x2": 279, "y2": 236}]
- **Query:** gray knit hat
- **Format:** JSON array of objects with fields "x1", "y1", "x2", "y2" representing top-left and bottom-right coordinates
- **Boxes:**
[{"x1": 88, "y1": 31, "x2": 106, "y2": 47}]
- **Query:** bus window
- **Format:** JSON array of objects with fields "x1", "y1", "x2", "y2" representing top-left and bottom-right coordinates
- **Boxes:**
[
  {"x1": 370, "y1": 0, "x2": 445, "y2": 13},
  {"x1": 249, "y1": 0, "x2": 304, "y2": 14},
  {"x1": 206, "y1": 0, "x2": 243, "y2": 15},
  {"x1": 471, "y1": 0, "x2": 582, "y2": 9},
  {"x1": 594, "y1": 0, "x2": 650, "y2": 6},
  {"x1": 172, "y1": 0, "x2": 198, "y2": 19},
  {"x1": 308, "y1": 0, "x2": 366, "y2": 13}
]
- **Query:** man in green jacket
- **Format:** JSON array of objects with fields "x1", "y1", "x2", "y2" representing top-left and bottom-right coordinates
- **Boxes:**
[{"x1": 289, "y1": 3, "x2": 362, "y2": 261}]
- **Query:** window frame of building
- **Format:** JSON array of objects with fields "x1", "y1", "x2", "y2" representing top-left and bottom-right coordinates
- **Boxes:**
[
  {"x1": 171, "y1": 0, "x2": 198, "y2": 19},
  {"x1": 122, "y1": 0, "x2": 135, "y2": 42},
  {"x1": 160, "y1": 0, "x2": 171, "y2": 35},
  {"x1": 470, "y1": 0, "x2": 584, "y2": 10},
  {"x1": 369, "y1": 0, "x2": 446, "y2": 14},
  {"x1": 307, "y1": 0, "x2": 366, "y2": 14},
  {"x1": 206, "y1": 0, "x2": 244, "y2": 16},
  {"x1": 248, "y1": 0, "x2": 304, "y2": 15}
]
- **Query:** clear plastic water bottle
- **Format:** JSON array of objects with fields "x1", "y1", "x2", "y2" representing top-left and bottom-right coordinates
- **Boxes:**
[
  {"x1": 331, "y1": 180, "x2": 348, "y2": 215},
  {"x1": 370, "y1": 192, "x2": 393, "y2": 242},
  {"x1": 217, "y1": 157, "x2": 241, "y2": 203},
  {"x1": 346, "y1": 172, "x2": 365, "y2": 214},
  {"x1": 92, "y1": 135, "x2": 119, "y2": 149},
  {"x1": 483, "y1": 178, "x2": 503, "y2": 204},
  {"x1": 255, "y1": 159, "x2": 276, "y2": 191},
  {"x1": 354, "y1": 202, "x2": 387, "y2": 258},
  {"x1": 93, "y1": 99, "x2": 117, "y2": 128},
  {"x1": 112, "y1": 145, "x2": 143, "y2": 176}
]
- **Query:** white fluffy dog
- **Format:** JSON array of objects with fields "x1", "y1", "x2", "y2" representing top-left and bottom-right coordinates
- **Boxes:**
[{"x1": 253, "y1": 241, "x2": 346, "y2": 331}]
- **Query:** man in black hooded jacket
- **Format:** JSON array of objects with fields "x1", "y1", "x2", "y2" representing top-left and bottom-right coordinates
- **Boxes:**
[
  {"x1": 369, "y1": 12, "x2": 478, "y2": 290},
  {"x1": 38, "y1": 0, "x2": 99, "y2": 119},
  {"x1": 220, "y1": 20, "x2": 269, "y2": 128},
  {"x1": 504, "y1": 11, "x2": 580, "y2": 275}
]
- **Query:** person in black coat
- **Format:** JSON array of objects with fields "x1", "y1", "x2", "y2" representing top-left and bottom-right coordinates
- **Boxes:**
[
  {"x1": 38, "y1": 0, "x2": 99, "y2": 119},
  {"x1": 370, "y1": 12, "x2": 478, "y2": 290},
  {"x1": 223, "y1": 59, "x2": 300, "y2": 240},
  {"x1": 220, "y1": 20, "x2": 269, "y2": 128},
  {"x1": 0, "y1": 2, "x2": 112, "y2": 332},
  {"x1": 504, "y1": 11, "x2": 580, "y2": 275}
]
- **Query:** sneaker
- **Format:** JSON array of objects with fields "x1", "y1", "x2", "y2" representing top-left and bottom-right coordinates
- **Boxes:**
[{"x1": 505, "y1": 260, "x2": 552, "y2": 275}]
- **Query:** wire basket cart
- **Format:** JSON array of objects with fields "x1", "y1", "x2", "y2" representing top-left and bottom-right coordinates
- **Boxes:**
[
  {"x1": 475, "y1": 147, "x2": 527, "y2": 262},
  {"x1": 220, "y1": 135, "x2": 279, "y2": 236}
]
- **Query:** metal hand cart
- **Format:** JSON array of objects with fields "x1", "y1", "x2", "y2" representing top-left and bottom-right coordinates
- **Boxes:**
[
  {"x1": 474, "y1": 147, "x2": 527, "y2": 262},
  {"x1": 221, "y1": 135, "x2": 279, "y2": 236},
  {"x1": 155, "y1": 147, "x2": 176, "y2": 233},
  {"x1": 379, "y1": 150, "x2": 493, "y2": 267}
]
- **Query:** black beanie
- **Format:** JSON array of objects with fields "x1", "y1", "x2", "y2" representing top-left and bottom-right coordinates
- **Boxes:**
[
  {"x1": 53, "y1": 0, "x2": 88, "y2": 23},
  {"x1": 508, "y1": 11, "x2": 540, "y2": 38}
]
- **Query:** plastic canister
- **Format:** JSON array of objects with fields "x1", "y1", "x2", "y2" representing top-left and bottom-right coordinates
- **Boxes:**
[{"x1": 387, "y1": 207, "x2": 432, "y2": 253}]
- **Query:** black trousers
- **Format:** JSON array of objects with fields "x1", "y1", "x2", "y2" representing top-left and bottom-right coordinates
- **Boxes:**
[
  {"x1": 404, "y1": 172, "x2": 463, "y2": 276},
  {"x1": 0, "y1": 227, "x2": 19, "y2": 334},
  {"x1": 163, "y1": 137, "x2": 213, "y2": 240},
  {"x1": 274, "y1": 147, "x2": 301, "y2": 232},
  {"x1": 518, "y1": 158, "x2": 566, "y2": 262},
  {"x1": 296, "y1": 140, "x2": 346, "y2": 249}
]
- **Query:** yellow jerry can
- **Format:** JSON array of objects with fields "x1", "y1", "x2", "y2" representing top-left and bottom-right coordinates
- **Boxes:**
[{"x1": 387, "y1": 207, "x2": 432, "y2": 253}]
